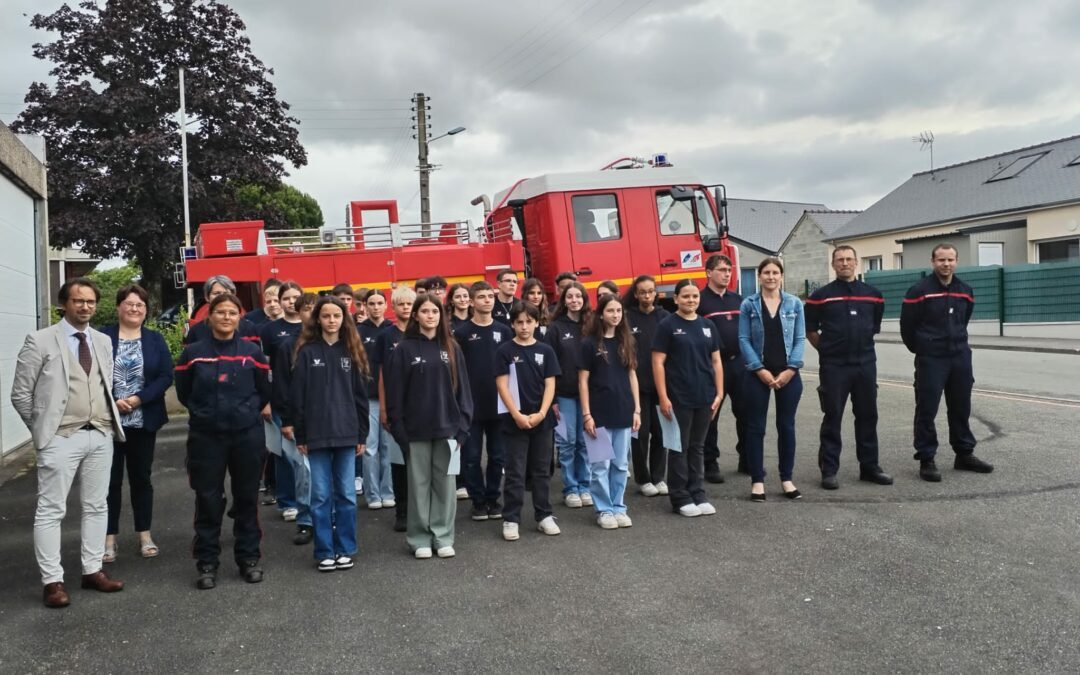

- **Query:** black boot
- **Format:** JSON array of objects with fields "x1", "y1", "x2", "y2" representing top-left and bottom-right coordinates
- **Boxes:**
[
  {"x1": 919, "y1": 459, "x2": 941, "y2": 482},
  {"x1": 954, "y1": 454, "x2": 994, "y2": 473}
]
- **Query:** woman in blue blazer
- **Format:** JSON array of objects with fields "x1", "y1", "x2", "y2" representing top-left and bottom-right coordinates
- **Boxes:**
[
  {"x1": 738, "y1": 258, "x2": 806, "y2": 502},
  {"x1": 101, "y1": 284, "x2": 174, "y2": 561}
]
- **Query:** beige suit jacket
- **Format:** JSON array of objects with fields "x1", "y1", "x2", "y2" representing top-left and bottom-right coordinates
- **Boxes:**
[{"x1": 10, "y1": 321, "x2": 125, "y2": 449}]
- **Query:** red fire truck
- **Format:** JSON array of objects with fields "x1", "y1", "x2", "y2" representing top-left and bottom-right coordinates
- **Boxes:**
[{"x1": 179, "y1": 158, "x2": 738, "y2": 309}]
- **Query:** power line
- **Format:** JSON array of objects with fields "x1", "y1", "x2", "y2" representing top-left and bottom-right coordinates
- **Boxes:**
[
  {"x1": 488, "y1": 0, "x2": 604, "y2": 81},
  {"x1": 514, "y1": 0, "x2": 658, "y2": 91},
  {"x1": 472, "y1": 0, "x2": 577, "y2": 71}
]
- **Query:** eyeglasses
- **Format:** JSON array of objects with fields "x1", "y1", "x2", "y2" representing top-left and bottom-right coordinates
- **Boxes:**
[
  {"x1": 212, "y1": 310, "x2": 240, "y2": 318},
  {"x1": 70, "y1": 299, "x2": 97, "y2": 307},
  {"x1": 121, "y1": 302, "x2": 147, "y2": 310}
]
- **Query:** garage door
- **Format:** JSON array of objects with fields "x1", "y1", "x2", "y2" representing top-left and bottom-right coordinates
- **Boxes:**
[{"x1": 0, "y1": 175, "x2": 38, "y2": 455}]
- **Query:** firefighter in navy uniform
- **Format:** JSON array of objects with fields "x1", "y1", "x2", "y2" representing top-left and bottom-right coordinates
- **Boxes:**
[
  {"x1": 805, "y1": 246, "x2": 893, "y2": 490},
  {"x1": 698, "y1": 254, "x2": 748, "y2": 482},
  {"x1": 175, "y1": 292, "x2": 272, "y2": 590},
  {"x1": 900, "y1": 244, "x2": 994, "y2": 482}
]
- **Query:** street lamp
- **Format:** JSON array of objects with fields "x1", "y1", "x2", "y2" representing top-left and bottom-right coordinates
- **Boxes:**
[{"x1": 419, "y1": 126, "x2": 466, "y2": 226}]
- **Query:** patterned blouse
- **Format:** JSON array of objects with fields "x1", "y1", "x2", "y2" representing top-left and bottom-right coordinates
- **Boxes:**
[{"x1": 114, "y1": 337, "x2": 145, "y2": 429}]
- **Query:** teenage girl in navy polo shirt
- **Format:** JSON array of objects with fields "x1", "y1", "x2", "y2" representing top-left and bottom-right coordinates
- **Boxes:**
[
  {"x1": 495, "y1": 303, "x2": 562, "y2": 541},
  {"x1": 545, "y1": 281, "x2": 593, "y2": 509},
  {"x1": 623, "y1": 275, "x2": 670, "y2": 497},
  {"x1": 652, "y1": 279, "x2": 724, "y2": 518},
  {"x1": 579, "y1": 294, "x2": 640, "y2": 530},
  {"x1": 521, "y1": 278, "x2": 551, "y2": 338}
]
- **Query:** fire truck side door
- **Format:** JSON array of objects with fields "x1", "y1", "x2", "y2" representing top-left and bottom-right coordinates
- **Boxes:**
[
  {"x1": 563, "y1": 191, "x2": 634, "y2": 294},
  {"x1": 652, "y1": 189, "x2": 708, "y2": 289}
]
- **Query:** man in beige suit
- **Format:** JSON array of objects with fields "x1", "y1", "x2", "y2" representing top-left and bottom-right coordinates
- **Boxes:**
[{"x1": 11, "y1": 278, "x2": 127, "y2": 608}]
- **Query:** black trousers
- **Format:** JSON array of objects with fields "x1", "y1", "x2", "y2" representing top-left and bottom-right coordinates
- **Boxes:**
[
  {"x1": 393, "y1": 461, "x2": 408, "y2": 519},
  {"x1": 704, "y1": 355, "x2": 748, "y2": 468},
  {"x1": 667, "y1": 407, "x2": 711, "y2": 508},
  {"x1": 186, "y1": 424, "x2": 263, "y2": 569},
  {"x1": 107, "y1": 426, "x2": 158, "y2": 534},
  {"x1": 817, "y1": 361, "x2": 880, "y2": 476},
  {"x1": 631, "y1": 391, "x2": 667, "y2": 485},
  {"x1": 502, "y1": 423, "x2": 553, "y2": 524},
  {"x1": 913, "y1": 352, "x2": 977, "y2": 460}
]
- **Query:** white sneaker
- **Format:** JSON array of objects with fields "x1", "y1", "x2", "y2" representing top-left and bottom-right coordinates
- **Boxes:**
[
  {"x1": 656, "y1": 481, "x2": 669, "y2": 495},
  {"x1": 503, "y1": 522, "x2": 520, "y2": 541},
  {"x1": 564, "y1": 493, "x2": 583, "y2": 508},
  {"x1": 678, "y1": 503, "x2": 702, "y2": 517},
  {"x1": 537, "y1": 516, "x2": 561, "y2": 535},
  {"x1": 615, "y1": 513, "x2": 633, "y2": 528},
  {"x1": 455, "y1": 487, "x2": 469, "y2": 500},
  {"x1": 436, "y1": 546, "x2": 456, "y2": 558},
  {"x1": 579, "y1": 492, "x2": 593, "y2": 507},
  {"x1": 697, "y1": 502, "x2": 717, "y2": 516},
  {"x1": 382, "y1": 498, "x2": 396, "y2": 508},
  {"x1": 317, "y1": 558, "x2": 337, "y2": 572},
  {"x1": 354, "y1": 477, "x2": 363, "y2": 494},
  {"x1": 367, "y1": 500, "x2": 383, "y2": 510},
  {"x1": 639, "y1": 482, "x2": 659, "y2": 497},
  {"x1": 282, "y1": 507, "x2": 298, "y2": 522},
  {"x1": 414, "y1": 547, "x2": 433, "y2": 559},
  {"x1": 597, "y1": 512, "x2": 618, "y2": 530}
]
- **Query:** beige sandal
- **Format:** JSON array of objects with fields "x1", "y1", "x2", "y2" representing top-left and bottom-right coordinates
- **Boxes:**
[
  {"x1": 103, "y1": 542, "x2": 117, "y2": 564},
  {"x1": 139, "y1": 538, "x2": 160, "y2": 558}
]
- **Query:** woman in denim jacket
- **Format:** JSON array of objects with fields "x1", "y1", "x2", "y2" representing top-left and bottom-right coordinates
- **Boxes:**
[{"x1": 737, "y1": 258, "x2": 806, "y2": 502}]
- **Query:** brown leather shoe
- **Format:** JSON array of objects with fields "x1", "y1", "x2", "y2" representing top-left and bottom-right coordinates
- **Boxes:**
[
  {"x1": 43, "y1": 582, "x2": 70, "y2": 608},
  {"x1": 80, "y1": 570, "x2": 124, "y2": 593}
]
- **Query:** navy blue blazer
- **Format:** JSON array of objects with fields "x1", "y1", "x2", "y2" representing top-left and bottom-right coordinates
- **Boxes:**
[{"x1": 101, "y1": 325, "x2": 174, "y2": 432}]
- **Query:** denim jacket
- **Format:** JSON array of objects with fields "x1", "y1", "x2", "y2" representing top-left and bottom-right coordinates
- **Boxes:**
[{"x1": 738, "y1": 292, "x2": 806, "y2": 371}]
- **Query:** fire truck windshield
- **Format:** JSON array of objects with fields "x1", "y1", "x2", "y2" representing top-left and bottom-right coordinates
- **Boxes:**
[{"x1": 656, "y1": 189, "x2": 718, "y2": 239}]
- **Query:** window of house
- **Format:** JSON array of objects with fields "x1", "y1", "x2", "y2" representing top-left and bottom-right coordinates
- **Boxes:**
[
  {"x1": 986, "y1": 151, "x2": 1049, "y2": 182},
  {"x1": 655, "y1": 190, "x2": 718, "y2": 237},
  {"x1": 571, "y1": 194, "x2": 621, "y2": 243},
  {"x1": 864, "y1": 256, "x2": 882, "y2": 272},
  {"x1": 893, "y1": 253, "x2": 904, "y2": 269},
  {"x1": 1037, "y1": 238, "x2": 1080, "y2": 263}
]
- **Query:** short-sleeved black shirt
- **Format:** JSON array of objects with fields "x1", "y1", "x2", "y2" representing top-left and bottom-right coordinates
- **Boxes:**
[
  {"x1": 580, "y1": 336, "x2": 635, "y2": 429},
  {"x1": 652, "y1": 313, "x2": 721, "y2": 408},
  {"x1": 493, "y1": 340, "x2": 561, "y2": 428},
  {"x1": 455, "y1": 319, "x2": 514, "y2": 421}
]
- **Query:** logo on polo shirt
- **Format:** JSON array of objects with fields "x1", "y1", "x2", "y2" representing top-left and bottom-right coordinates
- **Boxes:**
[
  {"x1": 512, "y1": 355, "x2": 523, "y2": 364},
  {"x1": 534, "y1": 353, "x2": 545, "y2": 366},
  {"x1": 412, "y1": 356, "x2": 423, "y2": 365},
  {"x1": 341, "y1": 358, "x2": 351, "y2": 371},
  {"x1": 363, "y1": 336, "x2": 375, "y2": 344},
  {"x1": 312, "y1": 358, "x2": 325, "y2": 367},
  {"x1": 561, "y1": 332, "x2": 573, "y2": 340},
  {"x1": 440, "y1": 350, "x2": 449, "y2": 363},
  {"x1": 673, "y1": 328, "x2": 686, "y2": 336},
  {"x1": 703, "y1": 327, "x2": 712, "y2": 338},
  {"x1": 469, "y1": 333, "x2": 481, "y2": 341},
  {"x1": 631, "y1": 326, "x2": 639, "y2": 334},
  {"x1": 492, "y1": 332, "x2": 502, "y2": 343}
]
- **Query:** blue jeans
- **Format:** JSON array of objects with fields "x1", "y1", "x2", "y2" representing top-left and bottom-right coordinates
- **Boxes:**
[
  {"x1": 307, "y1": 446, "x2": 357, "y2": 561},
  {"x1": 275, "y1": 415, "x2": 312, "y2": 526},
  {"x1": 464, "y1": 418, "x2": 506, "y2": 506},
  {"x1": 589, "y1": 427, "x2": 630, "y2": 514},
  {"x1": 555, "y1": 396, "x2": 591, "y2": 496},
  {"x1": 362, "y1": 400, "x2": 395, "y2": 503},
  {"x1": 744, "y1": 372, "x2": 803, "y2": 483}
]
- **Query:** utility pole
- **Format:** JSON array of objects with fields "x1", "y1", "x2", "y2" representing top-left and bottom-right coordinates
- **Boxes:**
[
  {"x1": 179, "y1": 67, "x2": 194, "y2": 314},
  {"x1": 412, "y1": 92, "x2": 432, "y2": 231}
]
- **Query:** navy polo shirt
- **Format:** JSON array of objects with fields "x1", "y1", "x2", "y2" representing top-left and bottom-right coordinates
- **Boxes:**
[
  {"x1": 698, "y1": 285, "x2": 742, "y2": 360},
  {"x1": 455, "y1": 319, "x2": 514, "y2": 421},
  {"x1": 652, "y1": 313, "x2": 721, "y2": 408},
  {"x1": 580, "y1": 336, "x2": 635, "y2": 429},
  {"x1": 493, "y1": 340, "x2": 561, "y2": 427}
]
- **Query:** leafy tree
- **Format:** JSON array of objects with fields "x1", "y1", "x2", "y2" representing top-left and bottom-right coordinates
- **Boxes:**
[
  {"x1": 12, "y1": 0, "x2": 307, "y2": 306},
  {"x1": 231, "y1": 182, "x2": 324, "y2": 230}
]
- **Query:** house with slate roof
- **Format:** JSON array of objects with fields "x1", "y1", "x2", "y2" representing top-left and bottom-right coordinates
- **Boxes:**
[
  {"x1": 825, "y1": 134, "x2": 1080, "y2": 271},
  {"x1": 777, "y1": 209, "x2": 862, "y2": 295},
  {"x1": 726, "y1": 198, "x2": 825, "y2": 292}
]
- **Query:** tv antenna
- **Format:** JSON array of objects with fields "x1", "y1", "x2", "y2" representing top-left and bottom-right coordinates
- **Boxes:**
[{"x1": 912, "y1": 130, "x2": 935, "y2": 171}]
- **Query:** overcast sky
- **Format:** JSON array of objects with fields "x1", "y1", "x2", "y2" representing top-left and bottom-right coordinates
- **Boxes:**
[{"x1": 3, "y1": 0, "x2": 1080, "y2": 228}]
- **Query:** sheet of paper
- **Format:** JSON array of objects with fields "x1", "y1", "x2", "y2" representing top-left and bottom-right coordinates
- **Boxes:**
[
  {"x1": 264, "y1": 420, "x2": 282, "y2": 456},
  {"x1": 656, "y1": 405, "x2": 682, "y2": 452},
  {"x1": 584, "y1": 427, "x2": 615, "y2": 463},
  {"x1": 447, "y1": 438, "x2": 461, "y2": 475},
  {"x1": 554, "y1": 411, "x2": 569, "y2": 442},
  {"x1": 631, "y1": 428, "x2": 639, "y2": 439},
  {"x1": 388, "y1": 435, "x2": 406, "y2": 465},
  {"x1": 497, "y1": 362, "x2": 522, "y2": 414}
]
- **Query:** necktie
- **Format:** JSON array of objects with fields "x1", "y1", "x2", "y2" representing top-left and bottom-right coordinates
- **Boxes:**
[{"x1": 75, "y1": 332, "x2": 92, "y2": 375}]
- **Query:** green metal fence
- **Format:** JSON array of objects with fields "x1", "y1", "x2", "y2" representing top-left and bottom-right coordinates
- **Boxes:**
[{"x1": 865, "y1": 261, "x2": 1080, "y2": 324}]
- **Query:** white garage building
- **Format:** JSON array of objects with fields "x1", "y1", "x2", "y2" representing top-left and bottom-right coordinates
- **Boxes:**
[{"x1": 0, "y1": 122, "x2": 50, "y2": 460}]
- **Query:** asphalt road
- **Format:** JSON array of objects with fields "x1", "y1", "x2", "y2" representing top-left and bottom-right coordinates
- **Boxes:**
[{"x1": 0, "y1": 346, "x2": 1078, "y2": 674}]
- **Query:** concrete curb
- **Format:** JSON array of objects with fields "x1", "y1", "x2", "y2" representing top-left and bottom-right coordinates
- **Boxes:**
[{"x1": 875, "y1": 337, "x2": 1080, "y2": 356}]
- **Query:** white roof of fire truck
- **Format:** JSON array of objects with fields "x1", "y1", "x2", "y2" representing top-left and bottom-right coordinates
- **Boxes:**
[{"x1": 493, "y1": 167, "x2": 710, "y2": 206}]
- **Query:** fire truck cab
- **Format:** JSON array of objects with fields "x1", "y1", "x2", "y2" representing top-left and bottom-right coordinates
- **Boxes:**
[{"x1": 488, "y1": 163, "x2": 738, "y2": 299}]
